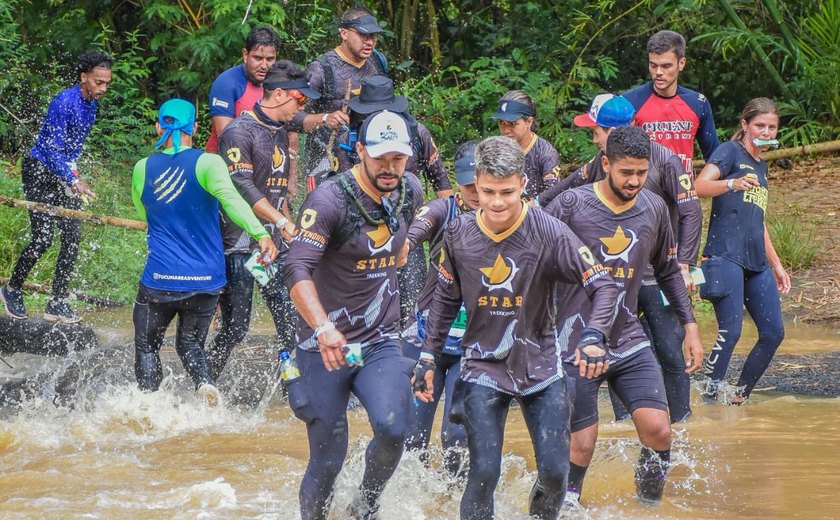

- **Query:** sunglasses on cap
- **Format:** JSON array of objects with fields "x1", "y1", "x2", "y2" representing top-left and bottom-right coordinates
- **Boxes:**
[
  {"x1": 380, "y1": 196, "x2": 400, "y2": 235},
  {"x1": 288, "y1": 90, "x2": 308, "y2": 105}
]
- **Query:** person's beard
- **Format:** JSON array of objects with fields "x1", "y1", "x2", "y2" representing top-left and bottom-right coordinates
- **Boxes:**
[
  {"x1": 363, "y1": 157, "x2": 401, "y2": 193},
  {"x1": 607, "y1": 172, "x2": 638, "y2": 202}
]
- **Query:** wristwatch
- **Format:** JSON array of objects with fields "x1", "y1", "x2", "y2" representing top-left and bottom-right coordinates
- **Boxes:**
[
  {"x1": 275, "y1": 216, "x2": 289, "y2": 229},
  {"x1": 726, "y1": 179, "x2": 735, "y2": 191}
]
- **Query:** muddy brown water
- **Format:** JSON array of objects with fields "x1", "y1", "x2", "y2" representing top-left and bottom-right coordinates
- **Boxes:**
[{"x1": 0, "y1": 310, "x2": 837, "y2": 519}]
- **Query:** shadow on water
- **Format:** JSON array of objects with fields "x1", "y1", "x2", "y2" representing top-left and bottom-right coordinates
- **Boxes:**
[{"x1": 0, "y1": 310, "x2": 837, "y2": 518}]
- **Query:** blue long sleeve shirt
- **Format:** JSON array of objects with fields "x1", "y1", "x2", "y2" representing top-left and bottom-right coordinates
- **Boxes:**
[{"x1": 29, "y1": 84, "x2": 98, "y2": 186}]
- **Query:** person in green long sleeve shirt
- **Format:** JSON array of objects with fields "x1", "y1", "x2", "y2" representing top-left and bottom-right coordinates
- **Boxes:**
[{"x1": 131, "y1": 98, "x2": 277, "y2": 405}]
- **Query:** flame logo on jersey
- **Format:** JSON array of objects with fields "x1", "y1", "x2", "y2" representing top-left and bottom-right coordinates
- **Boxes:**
[
  {"x1": 480, "y1": 254, "x2": 519, "y2": 292},
  {"x1": 367, "y1": 224, "x2": 395, "y2": 254},
  {"x1": 599, "y1": 225, "x2": 638, "y2": 263},
  {"x1": 272, "y1": 146, "x2": 286, "y2": 172}
]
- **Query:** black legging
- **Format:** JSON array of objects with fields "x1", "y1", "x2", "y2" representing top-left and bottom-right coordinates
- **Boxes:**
[
  {"x1": 133, "y1": 290, "x2": 218, "y2": 391},
  {"x1": 295, "y1": 341, "x2": 413, "y2": 520},
  {"x1": 206, "y1": 252, "x2": 298, "y2": 379},
  {"x1": 397, "y1": 246, "x2": 427, "y2": 328},
  {"x1": 461, "y1": 380, "x2": 571, "y2": 520},
  {"x1": 9, "y1": 157, "x2": 82, "y2": 300}
]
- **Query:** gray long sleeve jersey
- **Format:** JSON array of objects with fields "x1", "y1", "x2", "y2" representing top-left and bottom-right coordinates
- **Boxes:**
[
  {"x1": 421, "y1": 204, "x2": 618, "y2": 396},
  {"x1": 539, "y1": 141, "x2": 702, "y2": 281},
  {"x1": 545, "y1": 184, "x2": 696, "y2": 361}
]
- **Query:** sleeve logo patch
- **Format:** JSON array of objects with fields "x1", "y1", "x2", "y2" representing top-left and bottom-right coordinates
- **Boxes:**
[
  {"x1": 301, "y1": 209, "x2": 318, "y2": 229},
  {"x1": 226, "y1": 147, "x2": 241, "y2": 163},
  {"x1": 678, "y1": 174, "x2": 693, "y2": 191},
  {"x1": 212, "y1": 97, "x2": 230, "y2": 109},
  {"x1": 578, "y1": 246, "x2": 596, "y2": 266}
]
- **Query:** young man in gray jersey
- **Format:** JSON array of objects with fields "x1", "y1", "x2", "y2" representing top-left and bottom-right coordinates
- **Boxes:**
[
  {"x1": 413, "y1": 136, "x2": 618, "y2": 520},
  {"x1": 544, "y1": 126, "x2": 704, "y2": 505}
]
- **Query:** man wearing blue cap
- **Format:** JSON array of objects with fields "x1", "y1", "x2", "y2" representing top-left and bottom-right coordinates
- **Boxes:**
[
  {"x1": 400, "y1": 140, "x2": 481, "y2": 476},
  {"x1": 207, "y1": 60, "x2": 321, "y2": 380},
  {"x1": 131, "y1": 99, "x2": 277, "y2": 405},
  {"x1": 294, "y1": 5, "x2": 389, "y2": 185}
]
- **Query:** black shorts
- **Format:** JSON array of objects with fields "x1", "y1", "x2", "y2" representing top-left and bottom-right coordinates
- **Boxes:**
[{"x1": 563, "y1": 347, "x2": 668, "y2": 432}]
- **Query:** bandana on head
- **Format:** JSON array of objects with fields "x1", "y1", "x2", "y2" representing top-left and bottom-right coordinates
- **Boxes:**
[{"x1": 155, "y1": 98, "x2": 196, "y2": 152}]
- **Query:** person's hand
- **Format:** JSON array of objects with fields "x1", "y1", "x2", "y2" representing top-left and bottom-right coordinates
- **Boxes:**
[
  {"x1": 772, "y1": 263, "x2": 791, "y2": 294},
  {"x1": 397, "y1": 241, "x2": 410, "y2": 268},
  {"x1": 317, "y1": 324, "x2": 347, "y2": 371},
  {"x1": 72, "y1": 179, "x2": 97, "y2": 201},
  {"x1": 680, "y1": 263, "x2": 695, "y2": 292},
  {"x1": 733, "y1": 175, "x2": 760, "y2": 191},
  {"x1": 574, "y1": 328, "x2": 609, "y2": 379},
  {"x1": 682, "y1": 322, "x2": 704, "y2": 373},
  {"x1": 279, "y1": 221, "x2": 296, "y2": 243},
  {"x1": 412, "y1": 358, "x2": 436, "y2": 403},
  {"x1": 325, "y1": 110, "x2": 350, "y2": 130},
  {"x1": 257, "y1": 237, "x2": 278, "y2": 264}
]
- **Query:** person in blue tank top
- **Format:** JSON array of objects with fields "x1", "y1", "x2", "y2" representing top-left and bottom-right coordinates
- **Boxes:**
[
  {"x1": 131, "y1": 99, "x2": 277, "y2": 405},
  {"x1": 1, "y1": 51, "x2": 112, "y2": 324},
  {"x1": 695, "y1": 97, "x2": 791, "y2": 405}
]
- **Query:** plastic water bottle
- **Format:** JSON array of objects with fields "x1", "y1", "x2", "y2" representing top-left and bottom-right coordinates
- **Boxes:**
[{"x1": 278, "y1": 349, "x2": 301, "y2": 382}]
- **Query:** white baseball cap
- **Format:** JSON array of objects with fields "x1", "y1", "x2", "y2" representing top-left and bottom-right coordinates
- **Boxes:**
[{"x1": 360, "y1": 110, "x2": 414, "y2": 158}]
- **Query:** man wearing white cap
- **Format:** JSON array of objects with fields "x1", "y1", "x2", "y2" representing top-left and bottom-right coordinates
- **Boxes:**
[{"x1": 284, "y1": 111, "x2": 423, "y2": 520}]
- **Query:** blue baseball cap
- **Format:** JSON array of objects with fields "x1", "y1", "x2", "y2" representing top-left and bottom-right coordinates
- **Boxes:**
[
  {"x1": 490, "y1": 99, "x2": 535, "y2": 122},
  {"x1": 574, "y1": 94, "x2": 635, "y2": 128},
  {"x1": 453, "y1": 140, "x2": 479, "y2": 186}
]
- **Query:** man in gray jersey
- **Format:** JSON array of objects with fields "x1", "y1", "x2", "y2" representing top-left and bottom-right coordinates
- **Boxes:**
[
  {"x1": 284, "y1": 111, "x2": 422, "y2": 520},
  {"x1": 541, "y1": 94, "x2": 703, "y2": 423},
  {"x1": 545, "y1": 126, "x2": 704, "y2": 505},
  {"x1": 413, "y1": 136, "x2": 618, "y2": 520}
]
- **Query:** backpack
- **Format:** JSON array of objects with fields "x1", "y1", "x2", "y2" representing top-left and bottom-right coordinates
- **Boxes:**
[{"x1": 325, "y1": 170, "x2": 416, "y2": 250}]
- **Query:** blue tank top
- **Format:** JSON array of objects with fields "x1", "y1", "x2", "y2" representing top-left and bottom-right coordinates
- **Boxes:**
[
  {"x1": 702, "y1": 141, "x2": 769, "y2": 271},
  {"x1": 140, "y1": 148, "x2": 227, "y2": 292}
]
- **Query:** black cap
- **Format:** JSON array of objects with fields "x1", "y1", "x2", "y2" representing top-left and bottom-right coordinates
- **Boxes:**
[
  {"x1": 490, "y1": 99, "x2": 535, "y2": 121},
  {"x1": 262, "y1": 69, "x2": 321, "y2": 100},
  {"x1": 339, "y1": 15, "x2": 384, "y2": 34},
  {"x1": 348, "y1": 76, "x2": 409, "y2": 114}
]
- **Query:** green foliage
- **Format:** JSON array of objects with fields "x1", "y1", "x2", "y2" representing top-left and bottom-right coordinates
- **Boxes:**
[{"x1": 768, "y1": 212, "x2": 819, "y2": 272}]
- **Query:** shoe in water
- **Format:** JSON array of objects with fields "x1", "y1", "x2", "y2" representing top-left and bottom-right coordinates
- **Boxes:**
[
  {"x1": 347, "y1": 494, "x2": 379, "y2": 520},
  {"x1": 0, "y1": 285, "x2": 27, "y2": 319},
  {"x1": 562, "y1": 489, "x2": 584, "y2": 512},
  {"x1": 635, "y1": 467, "x2": 666, "y2": 504},
  {"x1": 43, "y1": 300, "x2": 81, "y2": 324},
  {"x1": 197, "y1": 383, "x2": 222, "y2": 407}
]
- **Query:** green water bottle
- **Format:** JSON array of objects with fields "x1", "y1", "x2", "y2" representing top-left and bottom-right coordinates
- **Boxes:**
[{"x1": 278, "y1": 349, "x2": 301, "y2": 382}]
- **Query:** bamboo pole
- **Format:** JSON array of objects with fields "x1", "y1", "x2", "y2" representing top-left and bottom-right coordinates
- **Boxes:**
[
  {"x1": 0, "y1": 277, "x2": 123, "y2": 307},
  {"x1": 692, "y1": 139, "x2": 840, "y2": 168},
  {"x1": 0, "y1": 195, "x2": 147, "y2": 231}
]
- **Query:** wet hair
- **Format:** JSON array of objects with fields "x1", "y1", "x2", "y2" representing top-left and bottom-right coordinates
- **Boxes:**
[
  {"x1": 475, "y1": 136, "x2": 525, "y2": 179},
  {"x1": 455, "y1": 139, "x2": 480, "y2": 162},
  {"x1": 341, "y1": 5, "x2": 375, "y2": 22},
  {"x1": 262, "y1": 60, "x2": 307, "y2": 99},
  {"x1": 605, "y1": 126, "x2": 651, "y2": 162},
  {"x1": 245, "y1": 25, "x2": 281, "y2": 52},
  {"x1": 500, "y1": 90, "x2": 539, "y2": 132},
  {"x1": 732, "y1": 97, "x2": 780, "y2": 142},
  {"x1": 647, "y1": 30, "x2": 686, "y2": 59},
  {"x1": 76, "y1": 51, "x2": 112, "y2": 79}
]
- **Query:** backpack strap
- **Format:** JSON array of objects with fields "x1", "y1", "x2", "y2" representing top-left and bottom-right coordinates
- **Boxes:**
[
  {"x1": 318, "y1": 55, "x2": 336, "y2": 104},
  {"x1": 372, "y1": 49, "x2": 388, "y2": 76}
]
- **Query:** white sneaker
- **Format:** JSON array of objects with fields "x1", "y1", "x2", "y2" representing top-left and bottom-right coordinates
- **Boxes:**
[{"x1": 197, "y1": 383, "x2": 221, "y2": 407}]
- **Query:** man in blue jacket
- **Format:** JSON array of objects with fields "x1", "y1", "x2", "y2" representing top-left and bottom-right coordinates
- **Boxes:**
[{"x1": 2, "y1": 51, "x2": 112, "y2": 323}]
